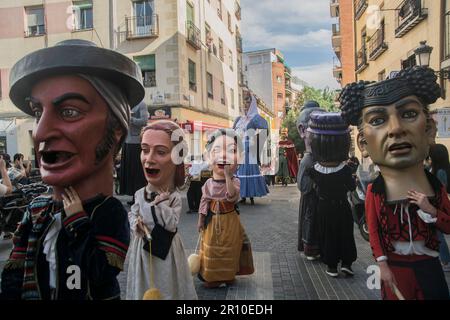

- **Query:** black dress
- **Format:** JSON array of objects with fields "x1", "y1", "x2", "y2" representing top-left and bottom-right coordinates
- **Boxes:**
[{"x1": 307, "y1": 164, "x2": 357, "y2": 268}]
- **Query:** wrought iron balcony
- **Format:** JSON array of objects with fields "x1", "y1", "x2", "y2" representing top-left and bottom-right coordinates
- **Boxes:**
[
  {"x1": 356, "y1": 46, "x2": 368, "y2": 73},
  {"x1": 333, "y1": 66, "x2": 342, "y2": 81},
  {"x1": 395, "y1": 0, "x2": 427, "y2": 38},
  {"x1": 186, "y1": 21, "x2": 201, "y2": 50},
  {"x1": 330, "y1": 0, "x2": 339, "y2": 18},
  {"x1": 235, "y1": 2, "x2": 241, "y2": 20},
  {"x1": 332, "y1": 23, "x2": 340, "y2": 36},
  {"x1": 354, "y1": 0, "x2": 368, "y2": 20},
  {"x1": 446, "y1": 12, "x2": 450, "y2": 60},
  {"x1": 368, "y1": 28, "x2": 388, "y2": 60},
  {"x1": 24, "y1": 25, "x2": 46, "y2": 37},
  {"x1": 236, "y1": 34, "x2": 243, "y2": 53},
  {"x1": 126, "y1": 14, "x2": 159, "y2": 40},
  {"x1": 332, "y1": 23, "x2": 341, "y2": 49}
]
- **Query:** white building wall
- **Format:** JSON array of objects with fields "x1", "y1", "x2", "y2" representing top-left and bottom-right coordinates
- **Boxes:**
[{"x1": 243, "y1": 51, "x2": 274, "y2": 113}]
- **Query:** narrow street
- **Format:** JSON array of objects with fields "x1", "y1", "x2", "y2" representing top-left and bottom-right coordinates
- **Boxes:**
[{"x1": 1, "y1": 184, "x2": 449, "y2": 300}]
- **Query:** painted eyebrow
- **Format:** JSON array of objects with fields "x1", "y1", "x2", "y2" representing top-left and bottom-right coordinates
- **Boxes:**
[
  {"x1": 364, "y1": 108, "x2": 387, "y2": 119},
  {"x1": 141, "y1": 144, "x2": 170, "y2": 150},
  {"x1": 394, "y1": 98, "x2": 421, "y2": 110},
  {"x1": 52, "y1": 93, "x2": 89, "y2": 106},
  {"x1": 25, "y1": 97, "x2": 42, "y2": 109}
]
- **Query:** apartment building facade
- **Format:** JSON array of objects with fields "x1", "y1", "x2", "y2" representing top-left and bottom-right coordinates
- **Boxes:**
[
  {"x1": 351, "y1": 0, "x2": 450, "y2": 154},
  {"x1": 243, "y1": 48, "x2": 293, "y2": 135},
  {"x1": 0, "y1": 0, "x2": 243, "y2": 159},
  {"x1": 330, "y1": 0, "x2": 356, "y2": 87}
]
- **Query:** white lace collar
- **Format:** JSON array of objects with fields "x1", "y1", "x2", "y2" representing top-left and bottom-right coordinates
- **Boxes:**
[{"x1": 314, "y1": 162, "x2": 346, "y2": 174}]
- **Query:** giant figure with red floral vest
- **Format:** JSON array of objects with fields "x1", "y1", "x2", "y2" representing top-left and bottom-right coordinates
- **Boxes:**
[
  {"x1": 0, "y1": 39, "x2": 144, "y2": 300},
  {"x1": 340, "y1": 66, "x2": 450, "y2": 300}
]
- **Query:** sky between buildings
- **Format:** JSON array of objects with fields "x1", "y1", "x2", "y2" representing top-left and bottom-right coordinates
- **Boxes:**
[{"x1": 241, "y1": 0, "x2": 340, "y2": 90}]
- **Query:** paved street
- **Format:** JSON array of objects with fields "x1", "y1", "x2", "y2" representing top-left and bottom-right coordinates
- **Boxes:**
[{"x1": 1, "y1": 185, "x2": 450, "y2": 300}]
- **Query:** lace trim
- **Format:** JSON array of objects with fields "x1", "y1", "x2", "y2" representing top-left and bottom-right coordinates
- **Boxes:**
[{"x1": 313, "y1": 162, "x2": 346, "y2": 174}]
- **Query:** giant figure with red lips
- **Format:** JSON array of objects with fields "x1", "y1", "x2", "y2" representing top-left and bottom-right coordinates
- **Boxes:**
[
  {"x1": 340, "y1": 66, "x2": 450, "y2": 300},
  {"x1": 0, "y1": 39, "x2": 144, "y2": 300}
]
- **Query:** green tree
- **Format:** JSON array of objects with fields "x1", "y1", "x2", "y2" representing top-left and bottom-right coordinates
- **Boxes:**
[
  {"x1": 282, "y1": 107, "x2": 304, "y2": 154},
  {"x1": 282, "y1": 86, "x2": 340, "y2": 154},
  {"x1": 296, "y1": 86, "x2": 339, "y2": 112}
]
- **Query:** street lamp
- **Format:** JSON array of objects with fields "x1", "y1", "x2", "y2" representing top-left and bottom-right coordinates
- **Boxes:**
[{"x1": 414, "y1": 41, "x2": 450, "y2": 80}]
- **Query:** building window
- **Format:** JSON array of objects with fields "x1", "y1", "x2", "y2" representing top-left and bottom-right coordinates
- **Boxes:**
[
  {"x1": 25, "y1": 6, "x2": 45, "y2": 37},
  {"x1": 401, "y1": 54, "x2": 416, "y2": 69},
  {"x1": 277, "y1": 75, "x2": 282, "y2": 83},
  {"x1": 229, "y1": 50, "x2": 233, "y2": 70},
  {"x1": 217, "y1": 0, "x2": 222, "y2": 19},
  {"x1": 378, "y1": 69, "x2": 386, "y2": 81},
  {"x1": 445, "y1": 0, "x2": 450, "y2": 60},
  {"x1": 186, "y1": 1, "x2": 194, "y2": 24},
  {"x1": 230, "y1": 88, "x2": 235, "y2": 109},
  {"x1": 188, "y1": 59, "x2": 196, "y2": 92},
  {"x1": 219, "y1": 38, "x2": 224, "y2": 61},
  {"x1": 134, "y1": 54, "x2": 156, "y2": 87},
  {"x1": 227, "y1": 12, "x2": 232, "y2": 33},
  {"x1": 277, "y1": 93, "x2": 283, "y2": 100},
  {"x1": 220, "y1": 82, "x2": 226, "y2": 105},
  {"x1": 72, "y1": 1, "x2": 93, "y2": 31},
  {"x1": 249, "y1": 55, "x2": 262, "y2": 65},
  {"x1": 207, "y1": 72, "x2": 213, "y2": 99},
  {"x1": 132, "y1": 0, "x2": 155, "y2": 36}
]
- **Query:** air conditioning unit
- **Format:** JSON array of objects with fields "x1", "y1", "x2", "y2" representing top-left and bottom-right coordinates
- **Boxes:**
[{"x1": 153, "y1": 92, "x2": 165, "y2": 104}]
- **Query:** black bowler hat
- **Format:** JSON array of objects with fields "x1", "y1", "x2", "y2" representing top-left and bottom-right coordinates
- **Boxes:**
[{"x1": 9, "y1": 39, "x2": 145, "y2": 115}]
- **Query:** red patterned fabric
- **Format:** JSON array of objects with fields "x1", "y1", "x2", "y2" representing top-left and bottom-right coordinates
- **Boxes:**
[
  {"x1": 279, "y1": 139, "x2": 298, "y2": 178},
  {"x1": 366, "y1": 183, "x2": 450, "y2": 260}
]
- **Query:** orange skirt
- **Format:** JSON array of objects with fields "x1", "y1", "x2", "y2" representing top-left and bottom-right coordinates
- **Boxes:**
[{"x1": 199, "y1": 210, "x2": 244, "y2": 282}]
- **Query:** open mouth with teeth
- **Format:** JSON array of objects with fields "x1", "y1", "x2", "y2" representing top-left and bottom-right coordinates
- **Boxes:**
[
  {"x1": 41, "y1": 151, "x2": 75, "y2": 165},
  {"x1": 145, "y1": 168, "x2": 160, "y2": 177},
  {"x1": 216, "y1": 162, "x2": 230, "y2": 169},
  {"x1": 388, "y1": 143, "x2": 412, "y2": 153}
]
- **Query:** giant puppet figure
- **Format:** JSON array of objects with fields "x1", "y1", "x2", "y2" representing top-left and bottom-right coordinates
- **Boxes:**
[
  {"x1": 277, "y1": 127, "x2": 298, "y2": 183},
  {"x1": 0, "y1": 39, "x2": 144, "y2": 300},
  {"x1": 340, "y1": 66, "x2": 450, "y2": 300},
  {"x1": 306, "y1": 112, "x2": 357, "y2": 277},
  {"x1": 296, "y1": 101, "x2": 325, "y2": 255},
  {"x1": 233, "y1": 89, "x2": 269, "y2": 205}
]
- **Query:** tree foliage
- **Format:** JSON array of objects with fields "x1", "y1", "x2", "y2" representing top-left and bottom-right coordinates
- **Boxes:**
[
  {"x1": 296, "y1": 86, "x2": 339, "y2": 112},
  {"x1": 282, "y1": 86, "x2": 339, "y2": 154}
]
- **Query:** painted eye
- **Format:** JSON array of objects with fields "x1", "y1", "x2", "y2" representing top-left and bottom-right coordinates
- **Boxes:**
[
  {"x1": 403, "y1": 110, "x2": 418, "y2": 119},
  {"x1": 369, "y1": 117, "x2": 384, "y2": 126},
  {"x1": 34, "y1": 110, "x2": 42, "y2": 121},
  {"x1": 61, "y1": 108, "x2": 81, "y2": 118}
]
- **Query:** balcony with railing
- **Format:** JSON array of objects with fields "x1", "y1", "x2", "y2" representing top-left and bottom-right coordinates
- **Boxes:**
[
  {"x1": 236, "y1": 34, "x2": 243, "y2": 52},
  {"x1": 24, "y1": 25, "x2": 46, "y2": 37},
  {"x1": 445, "y1": 11, "x2": 450, "y2": 60},
  {"x1": 125, "y1": 14, "x2": 159, "y2": 40},
  {"x1": 333, "y1": 56, "x2": 342, "y2": 82},
  {"x1": 395, "y1": 0, "x2": 427, "y2": 38},
  {"x1": 284, "y1": 65, "x2": 292, "y2": 79},
  {"x1": 332, "y1": 23, "x2": 341, "y2": 47},
  {"x1": 235, "y1": 1, "x2": 241, "y2": 20},
  {"x1": 186, "y1": 21, "x2": 201, "y2": 50},
  {"x1": 354, "y1": 0, "x2": 368, "y2": 20},
  {"x1": 356, "y1": 46, "x2": 368, "y2": 73},
  {"x1": 368, "y1": 27, "x2": 388, "y2": 60},
  {"x1": 330, "y1": 0, "x2": 339, "y2": 18}
]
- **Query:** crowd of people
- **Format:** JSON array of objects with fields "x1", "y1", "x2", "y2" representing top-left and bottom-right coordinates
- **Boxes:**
[{"x1": 0, "y1": 39, "x2": 448, "y2": 301}]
